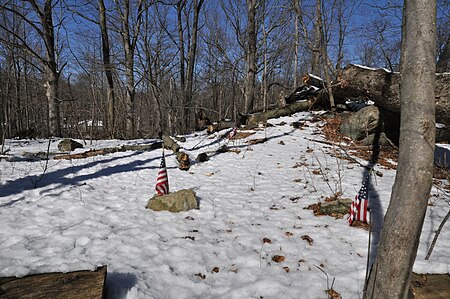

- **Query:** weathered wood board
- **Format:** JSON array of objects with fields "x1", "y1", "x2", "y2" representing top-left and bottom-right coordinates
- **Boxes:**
[
  {"x1": 409, "y1": 273, "x2": 450, "y2": 299},
  {"x1": 0, "y1": 266, "x2": 107, "y2": 299}
]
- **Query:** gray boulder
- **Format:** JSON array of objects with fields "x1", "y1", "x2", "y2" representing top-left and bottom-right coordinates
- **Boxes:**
[
  {"x1": 340, "y1": 105, "x2": 381, "y2": 141},
  {"x1": 147, "y1": 189, "x2": 198, "y2": 212},
  {"x1": 319, "y1": 198, "x2": 352, "y2": 217},
  {"x1": 58, "y1": 139, "x2": 83, "y2": 151},
  {"x1": 196, "y1": 153, "x2": 209, "y2": 162},
  {"x1": 361, "y1": 132, "x2": 393, "y2": 146}
]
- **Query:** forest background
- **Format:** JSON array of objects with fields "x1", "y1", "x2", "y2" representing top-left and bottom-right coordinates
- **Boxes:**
[{"x1": 0, "y1": 0, "x2": 449, "y2": 140}]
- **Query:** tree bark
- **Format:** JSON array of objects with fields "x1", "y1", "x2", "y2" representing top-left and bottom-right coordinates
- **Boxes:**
[
  {"x1": 29, "y1": 0, "x2": 62, "y2": 137},
  {"x1": 311, "y1": 0, "x2": 321, "y2": 75},
  {"x1": 42, "y1": 0, "x2": 61, "y2": 137},
  {"x1": 245, "y1": 0, "x2": 257, "y2": 114},
  {"x1": 45, "y1": 68, "x2": 61, "y2": 137},
  {"x1": 117, "y1": 0, "x2": 144, "y2": 138},
  {"x1": 336, "y1": 64, "x2": 450, "y2": 125},
  {"x1": 0, "y1": 266, "x2": 106, "y2": 298},
  {"x1": 364, "y1": 1, "x2": 436, "y2": 298},
  {"x1": 176, "y1": 0, "x2": 187, "y2": 131},
  {"x1": 185, "y1": 0, "x2": 204, "y2": 131},
  {"x1": 98, "y1": 0, "x2": 116, "y2": 138}
]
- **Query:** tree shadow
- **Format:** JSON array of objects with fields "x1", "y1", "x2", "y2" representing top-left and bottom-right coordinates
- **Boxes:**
[
  {"x1": 105, "y1": 271, "x2": 138, "y2": 299},
  {"x1": 187, "y1": 127, "x2": 297, "y2": 165},
  {"x1": 0, "y1": 151, "x2": 162, "y2": 199},
  {"x1": 365, "y1": 117, "x2": 385, "y2": 272}
]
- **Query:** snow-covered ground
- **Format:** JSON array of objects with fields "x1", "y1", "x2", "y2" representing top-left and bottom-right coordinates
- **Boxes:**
[{"x1": 1, "y1": 111, "x2": 449, "y2": 299}]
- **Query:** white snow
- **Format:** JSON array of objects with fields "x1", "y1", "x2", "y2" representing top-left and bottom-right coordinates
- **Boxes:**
[{"x1": 1, "y1": 111, "x2": 449, "y2": 299}]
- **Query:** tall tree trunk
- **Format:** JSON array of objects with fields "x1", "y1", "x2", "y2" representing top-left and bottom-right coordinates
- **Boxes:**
[
  {"x1": 245, "y1": 0, "x2": 257, "y2": 114},
  {"x1": 41, "y1": 0, "x2": 61, "y2": 136},
  {"x1": 318, "y1": 0, "x2": 335, "y2": 110},
  {"x1": 176, "y1": 0, "x2": 187, "y2": 130},
  {"x1": 98, "y1": 0, "x2": 116, "y2": 138},
  {"x1": 124, "y1": 45, "x2": 135, "y2": 138},
  {"x1": 311, "y1": 0, "x2": 321, "y2": 75},
  {"x1": 294, "y1": 11, "x2": 299, "y2": 88},
  {"x1": 335, "y1": 0, "x2": 345, "y2": 70},
  {"x1": 364, "y1": 1, "x2": 436, "y2": 298},
  {"x1": 118, "y1": 0, "x2": 144, "y2": 138},
  {"x1": 45, "y1": 67, "x2": 60, "y2": 137},
  {"x1": 185, "y1": 0, "x2": 204, "y2": 131}
]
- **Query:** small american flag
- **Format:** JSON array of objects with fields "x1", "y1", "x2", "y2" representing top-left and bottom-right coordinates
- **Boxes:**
[
  {"x1": 228, "y1": 127, "x2": 237, "y2": 139},
  {"x1": 155, "y1": 150, "x2": 169, "y2": 196},
  {"x1": 348, "y1": 174, "x2": 370, "y2": 225}
]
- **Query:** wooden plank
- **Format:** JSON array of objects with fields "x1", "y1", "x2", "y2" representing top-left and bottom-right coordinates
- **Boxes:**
[
  {"x1": 0, "y1": 266, "x2": 107, "y2": 299},
  {"x1": 409, "y1": 273, "x2": 450, "y2": 299}
]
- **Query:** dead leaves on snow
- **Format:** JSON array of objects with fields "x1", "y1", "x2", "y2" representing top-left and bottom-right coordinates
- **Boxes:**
[
  {"x1": 301, "y1": 235, "x2": 314, "y2": 245},
  {"x1": 326, "y1": 289, "x2": 342, "y2": 299},
  {"x1": 262, "y1": 237, "x2": 272, "y2": 244},
  {"x1": 320, "y1": 114, "x2": 398, "y2": 170},
  {"x1": 272, "y1": 255, "x2": 286, "y2": 263},
  {"x1": 247, "y1": 138, "x2": 268, "y2": 145}
]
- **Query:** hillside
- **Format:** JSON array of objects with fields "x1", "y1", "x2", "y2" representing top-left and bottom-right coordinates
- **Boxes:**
[{"x1": 0, "y1": 111, "x2": 449, "y2": 299}]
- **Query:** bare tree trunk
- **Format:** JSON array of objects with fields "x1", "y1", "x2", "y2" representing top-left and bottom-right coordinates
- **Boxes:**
[
  {"x1": 318, "y1": 0, "x2": 335, "y2": 110},
  {"x1": 364, "y1": 1, "x2": 436, "y2": 298},
  {"x1": 294, "y1": 11, "x2": 299, "y2": 88},
  {"x1": 40, "y1": 0, "x2": 61, "y2": 136},
  {"x1": 311, "y1": 0, "x2": 321, "y2": 75},
  {"x1": 117, "y1": 0, "x2": 144, "y2": 138},
  {"x1": 335, "y1": 0, "x2": 345, "y2": 70},
  {"x1": 124, "y1": 45, "x2": 136, "y2": 138},
  {"x1": 176, "y1": 0, "x2": 187, "y2": 130},
  {"x1": 98, "y1": 0, "x2": 116, "y2": 138},
  {"x1": 261, "y1": 0, "x2": 268, "y2": 112},
  {"x1": 245, "y1": 0, "x2": 257, "y2": 114},
  {"x1": 185, "y1": 0, "x2": 204, "y2": 131},
  {"x1": 45, "y1": 68, "x2": 61, "y2": 137}
]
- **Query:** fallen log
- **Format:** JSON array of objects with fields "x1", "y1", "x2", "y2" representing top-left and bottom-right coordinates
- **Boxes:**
[
  {"x1": 335, "y1": 64, "x2": 450, "y2": 125},
  {"x1": 162, "y1": 135, "x2": 190, "y2": 171},
  {"x1": 245, "y1": 100, "x2": 313, "y2": 127},
  {"x1": 302, "y1": 74, "x2": 326, "y2": 89},
  {"x1": 0, "y1": 266, "x2": 106, "y2": 299},
  {"x1": 54, "y1": 142, "x2": 163, "y2": 160},
  {"x1": 162, "y1": 135, "x2": 180, "y2": 152},
  {"x1": 206, "y1": 120, "x2": 235, "y2": 134}
]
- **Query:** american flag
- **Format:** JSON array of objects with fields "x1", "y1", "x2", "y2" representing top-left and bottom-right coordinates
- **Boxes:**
[
  {"x1": 228, "y1": 127, "x2": 237, "y2": 139},
  {"x1": 155, "y1": 150, "x2": 169, "y2": 196},
  {"x1": 348, "y1": 174, "x2": 370, "y2": 225}
]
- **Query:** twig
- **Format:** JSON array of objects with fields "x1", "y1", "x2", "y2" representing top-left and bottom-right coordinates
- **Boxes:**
[
  {"x1": 425, "y1": 208, "x2": 450, "y2": 260},
  {"x1": 306, "y1": 137, "x2": 370, "y2": 169},
  {"x1": 33, "y1": 138, "x2": 52, "y2": 188}
]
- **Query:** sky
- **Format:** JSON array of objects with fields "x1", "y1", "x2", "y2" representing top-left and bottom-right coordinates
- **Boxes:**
[{"x1": 1, "y1": 110, "x2": 449, "y2": 298}]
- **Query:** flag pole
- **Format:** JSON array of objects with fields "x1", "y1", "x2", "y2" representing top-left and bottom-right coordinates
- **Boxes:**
[
  {"x1": 363, "y1": 168, "x2": 373, "y2": 293},
  {"x1": 364, "y1": 209, "x2": 372, "y2": 292}
]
